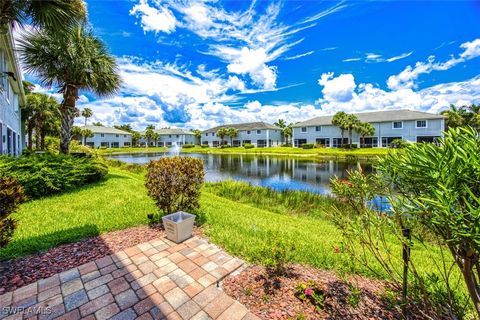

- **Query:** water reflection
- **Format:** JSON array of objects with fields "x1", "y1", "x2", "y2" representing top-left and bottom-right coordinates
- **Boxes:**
[{"x1": 108, "y1": 152, "x2": 373, "y2": 194}]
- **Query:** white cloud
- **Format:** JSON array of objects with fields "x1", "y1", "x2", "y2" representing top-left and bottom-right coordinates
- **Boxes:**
[
  {"x1": 283, "y1": 51, "x2": 315, "y2": 61},
  {"x1": 130, "y1": 0, "x2": 176, "y2": 34},
  {"x1": 343, "y1": 57, "x2": 361, "y2": 62},
  {"x1": 387, "y1": 38, "x2": 480, "y2": 90},
  {"x1": 130, "y1": 0, "x2": 347, "y2": 90},
  {"x1": 386, "y1": 51, "x2": 413, "y2": 62},
  {"x1": 318, "y1": 73, "x2": 356, "y2": 102},
  {"x1": 316, "y1": 72, "x2": 480, "y2": 115}
]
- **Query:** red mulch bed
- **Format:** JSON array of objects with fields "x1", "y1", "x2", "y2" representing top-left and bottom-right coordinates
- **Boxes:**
[
  {"x1": 223, "y1": 265, "x2": 442, "y2": 320},
  {"x1": 0, "y1": 225, "x2": 201, "y2": 294}
]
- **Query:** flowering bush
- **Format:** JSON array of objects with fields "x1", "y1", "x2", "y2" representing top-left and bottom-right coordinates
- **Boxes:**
[{"x1": 295, "y1": 280, "x2": 324, "y2": 310}]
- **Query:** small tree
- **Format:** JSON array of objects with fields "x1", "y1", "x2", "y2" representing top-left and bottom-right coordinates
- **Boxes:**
[
  {"x1": 81, "y1": 108, "x2": 93, "y2": 126},
  {"x1": 81, "y1": 128, "x2": 94, "y2": 145},
  {"x1": 152, "y1": 132, "x2": 160, "y2": 147},
  {"x1": 0, "y1": 177, "x2": 26, "y2": 248},
  {"x1": 355, "y1": 122, "x2": 375, "y2": 147},
  {"x1": 145, "y1": 157, "x2": 204, "y2": 218},
  {"x1": 216, "y1": 128, "x2": 228, "y2": 145},
  {"x1": 144, "y1": 128, "x2": 155, "y2": 147},
  {"x1": 227, "y1": 127, "x2": 239, "y2": 146},
  {"x1": 377, "y1": 127, "x2": 480, "y2": 317},
  {"x1": 131, "y1": 131, "x2": 141, "y2": 147},
  {"x1": 332, "y1": 111, "x2": 348, "y2": 146}
]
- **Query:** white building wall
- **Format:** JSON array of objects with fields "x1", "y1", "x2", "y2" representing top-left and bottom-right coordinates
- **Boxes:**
[
  {"x1": 85, "y1": 132, "x2": 132, "y2": 148},
  {"x1": 0, "y1": 46, "x2": 22, "y2": 156}
]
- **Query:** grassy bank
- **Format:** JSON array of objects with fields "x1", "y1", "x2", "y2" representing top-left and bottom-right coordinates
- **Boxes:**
[{"x1": 97, "y1": 146, "x2": 388, "y2": 159}]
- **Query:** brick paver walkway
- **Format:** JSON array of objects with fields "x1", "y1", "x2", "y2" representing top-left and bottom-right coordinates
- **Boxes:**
[{"x1": 0, "y1": 237, "x2": 259, "y2": 320}]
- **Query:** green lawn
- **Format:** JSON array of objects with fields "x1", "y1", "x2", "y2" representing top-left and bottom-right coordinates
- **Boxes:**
[
  {"x1": 97, "y1": 146, "x2": 388, "y2": 159},
  {"x1": 0, "y1": 165, "x2": 452, "y2": 280}
]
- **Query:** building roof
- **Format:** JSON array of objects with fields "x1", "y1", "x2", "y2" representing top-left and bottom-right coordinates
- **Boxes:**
[
  {"x1": 81, "y1": 125, "x2": 132, "y2": 135},
  {"x1": 292, "y1": 109, "x2": 445, "y2": 127},
  {"x1": 153, "y1": 128, "x2": 195, "y2": 135},
  {"x1": 203, "y1": 122, "x2": 278, "y2": 133}
]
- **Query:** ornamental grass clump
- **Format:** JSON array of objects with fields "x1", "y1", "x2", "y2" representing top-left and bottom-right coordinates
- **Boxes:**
[
  {"x1": 146, "y1": 156, "x2": 204, "y2": 218},
  {"x1": 0, "y1": 177, "x2": 26, "y2": 248}
]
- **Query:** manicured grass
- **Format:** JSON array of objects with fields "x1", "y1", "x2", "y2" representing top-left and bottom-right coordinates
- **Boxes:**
[
  {"x1": 97, "y1": 146, "x2": 388, "y2": 159},
  {"x1": 0, "y1": 168, "x2": 157, "y2": 259},
  {"x1": 1, "y1": 166, "x2": 454, "y2": 280}
]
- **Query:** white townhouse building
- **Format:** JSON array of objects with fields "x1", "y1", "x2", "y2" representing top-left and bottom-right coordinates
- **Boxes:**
[
  {"x1": 0, "y1": 25, "x2": 26, "y2": 156},
  {"x1": 292, "y1": 109, "x2": 445, "y2": 148},
  {"x1": 79, "y1": 125, "x2": 132, "y2": 148},
  {"x1": 201, "y1": 122, "x2": 283, "y2": 147},
  {"x1": 140, "y1": 128, "x2": 198, "y2": 147}
]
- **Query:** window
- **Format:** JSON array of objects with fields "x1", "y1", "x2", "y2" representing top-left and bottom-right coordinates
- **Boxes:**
[
  {"x1": 116, "y1": 134, "x2": 119, "y2": 138},
  {"x1": 332, "y1": 138, "x2": 348, "y2": 148},
  {"x1": 416, "y1": 120, "x2": 427, "y2": 128},
  {"x1": 176, "y1": 135, "x2": 179, "y2": 138},
  {"x1": 256, "y1": 130, "x2": 261, "y2": 134},
  {"x1": 257, "y1": 139, "x2": 267, "y2": 147},
  {"x1": 124, "y1": 135, "x2": 127, "y2": 138},
  {"x1": 247, "y1": 130, "x2": 251, "y2": 134},
  {"x1": 301, "y1": 127, "x2": 307, "y2": 133},
  {"x1": 168, "y1": 135, "x2": 172, "y2": 138},
  {"x1": 315, "y1": 126, "x2": 321, "y2": 132},
  {"x1": 100, "y1": 133, "x2": 104, "y2": 137},
  {"x1": 392, "y1": 121, "x2": 403, "y2": 129},
  {"x1": 315, "y1": 138, "x2": 330, "y2": 147},
  {"x1": 294, "y1": 139, "x2": 307, "y2": 147},
  {"x1": 382, "y1": 137, "x2": 402, "y2": 148},
  {"x1": 417, "y1": 136, "x2": 440, "y2": 144}
]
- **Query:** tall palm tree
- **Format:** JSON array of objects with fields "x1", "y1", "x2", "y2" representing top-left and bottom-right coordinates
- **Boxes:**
[
  {"x1": 0, "y1": 0, "x2": 86, "y2": 30},
  {"x1": 24, "y1": 93, "x2": 59, "y2": 150},
  {"x1": 440, "y1": 104, "x2": 467, "y2": 130},
  {"x1": 355, "y1": 122, "x2": 375, "y2": 148},
  {"x1": 227, "y1": 128, "x2": 239, "y2": 146},
  {"x1": 345, "y1": 114, "x2": 360, "y2": 149},
  {"x1": 81, "y1": 108, "x2": 92, "y2": 126},
  {"x1": 144, "y1": 128, "x2": 155, "y2": 147},
  {"x1": 332, "y1": 111, "x2": 348, "y2": 146},
  {"x1": 216, "y1": 128, "x2": 228, "y2": 146},
  {"x1": 19, "y1": 25, "x2": 121, "y2": 154}
]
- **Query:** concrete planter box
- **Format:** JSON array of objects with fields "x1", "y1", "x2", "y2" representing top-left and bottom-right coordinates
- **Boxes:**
[{"x1": 162, "y1": 211, "x2": 195, "y2": 243}]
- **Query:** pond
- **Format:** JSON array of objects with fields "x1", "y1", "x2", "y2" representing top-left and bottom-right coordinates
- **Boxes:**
[{"x1": 108, "y1": 152, "x2": 374, "y2": 195}]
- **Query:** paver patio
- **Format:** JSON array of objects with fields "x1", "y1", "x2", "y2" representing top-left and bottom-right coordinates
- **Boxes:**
[{"x1": 0, "y1": 236, "x2": 259, "y2": 320}]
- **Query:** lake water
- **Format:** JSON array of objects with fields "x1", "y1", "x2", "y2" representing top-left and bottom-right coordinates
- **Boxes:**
[{"x1": 108, "y1": 152, "x2": 374, "y2": 195}]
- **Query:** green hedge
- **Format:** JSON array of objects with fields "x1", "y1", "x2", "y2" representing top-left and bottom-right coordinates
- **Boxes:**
[
  {"x1": 301, "y1": 143, "x2": 315, "y2": 149},
  {"x1": 243, "y1": 143, "x2": 254, "y2": 149},
  {"x1": 0, "y1": 154, "x2": 108, "y2": 199},
  {"x1": 182, "y1": 144, "x2": 195, "y2": 148}
]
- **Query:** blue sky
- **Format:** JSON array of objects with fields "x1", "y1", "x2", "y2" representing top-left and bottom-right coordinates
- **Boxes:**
[{"x1": 27, "y1": 0, "x2": 480, "y2": 129}]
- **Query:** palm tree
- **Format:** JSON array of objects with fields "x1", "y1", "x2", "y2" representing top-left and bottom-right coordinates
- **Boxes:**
[
  {"x1": 131, "y1": 131, "x2": 141, "y2": 147},
  {"x1": 19, "y1": 24, "x2": 121, "y2": 154},
  {"x1": 81, "y1": 108, "x2": 92, "y2": 126},
  {"x1": 332, "y1": 111, "x2": 348, "y2": 146},
  {"x1": 80, "y1": 128, "x2": 93, "y2": 146},
  {"x1": 114, "y1": 124, "x2": 133, "y2": 132},
  {"x1": 0, "y1": 0, "x2": 86, "y2": 30},
  {"x1": 274, "y1": 119, "x2": 287, "y2": 144},
  {"x1": 144, "y1": 128, "x2": 155, "y2": 147},
  {"x1": 345, "y1": 114, "x2": 360, "y2": 148},
  {"x1": 216, "y1": 128, "x2": 228, "y2": 146},
  {"x1": 227, "y1": 128, "x2": 239, "y2": 146},
  {"x1": 24, "y1": 93, "x2": 59, "y2": 150},
  {"x1": 355, "y1": 122, "x2": 375, "y2": 148},
  {"x1": 92, "y1": 122, "x2": 103, "y2": 126},
  {"x1": 152, "y1": 132, "x2": 160, "y2": 147},
  {"x1": 440, "y1": 104, "x2": 467, "y2": 130}
]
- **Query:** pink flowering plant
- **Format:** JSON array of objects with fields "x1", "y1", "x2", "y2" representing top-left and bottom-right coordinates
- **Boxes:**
[{"x1": 295, "y1": 281, "x2": 324, "y2": 311}]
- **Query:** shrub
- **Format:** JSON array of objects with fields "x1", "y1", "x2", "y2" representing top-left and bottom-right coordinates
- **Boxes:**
[
  {"x1": 281, "y1": 143, "x2": 292, "y2": 147},
  {"x1": 146, "y1": 156, "x2": 204, "y2": 217},
  {"x1": 0, "y1": 154, "x2": 108, "y2": 199},
  {"x1": 301, "y1": 143, "x2": 314, "y2": 149},
  {"x1": 389, "y1": 138, "x2": 408, "y2": 149},
  {"x1": 182, "y1": 144, "x2": 195, "y2": 149},
  {"x1": 0, "y1": 177, "x2": 25, "y2": 248},
  {"x1": 201, "y1": 144, "x2": 209, "y2": 148},
  {"x1": 220, "y1": 145, "x2": 231, "y2": 149},
  {"x1": 377, "y1": 127, "x2": 480, "y2": 317},
  {"x1": 341, "y1": 144, "x2": 358, "y2": 149},
  {"x1": 243, "y1": 143, "x2": 254, "y2": 149},
  {"x1": 295, "y1": 281, "x2": 325, "y2": 311},
  {"x1": 255, "y1": 231, "x2": 295, "y2": 277}
]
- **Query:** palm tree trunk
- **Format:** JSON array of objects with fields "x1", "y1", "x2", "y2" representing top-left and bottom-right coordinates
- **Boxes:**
[
  {"x1": 41, "y1": 132, "x2": 46, "y2": 150},
  {"x1": 35, "y1": 123, "x2": 41, "y2": 150},
  {"x1": 349, "y1": 129, "x2": 353, "y2": 149},
  {"x1": 27, "y1": 127, "x2": 33, "y2": 151},
  {"x1": 59, "y1": 85, "x2": 78, "y2": 154}
]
